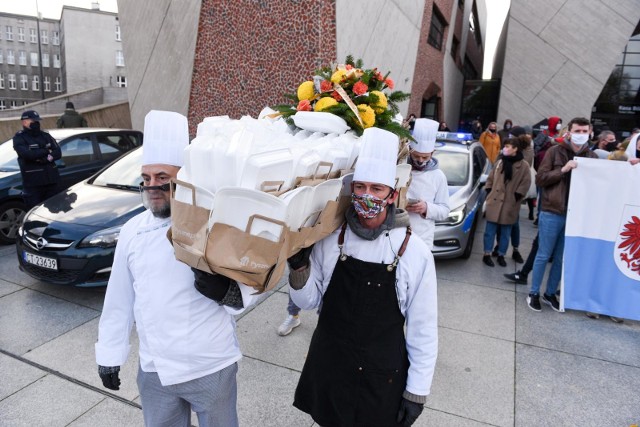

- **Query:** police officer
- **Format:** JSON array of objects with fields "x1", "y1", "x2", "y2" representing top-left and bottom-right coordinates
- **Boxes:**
[{"x1": 13, "y1": 110, "x2": 62, "y2": 209}]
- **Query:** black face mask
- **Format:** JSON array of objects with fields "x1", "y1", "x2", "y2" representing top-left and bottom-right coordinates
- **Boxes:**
[
  {"x1": 489, "y1": 129, "x2": 496, "y2": 133},
  {"x1": 139, "y1": 182, "x2": 173, "y2": 192},
  {"x1": 28, "y1": 121, "x2": 41, "y2": 131}
]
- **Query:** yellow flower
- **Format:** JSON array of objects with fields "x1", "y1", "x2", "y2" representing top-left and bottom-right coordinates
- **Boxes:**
[
  {"x1": 331, "y1": 69, "x2": 347, "y2": 84},
  {"x1": 314, "y1": 97, "x2": 338, "y2": 112},
  {"x1": 370, "y1": 91, "x2": 388, "y2": 114},
  {"x1": 297, "y1": 81, "x2": 315, "y2": 101},
  {"x1": 357, "y1": 104, "x2": 375, "y2": 128}
]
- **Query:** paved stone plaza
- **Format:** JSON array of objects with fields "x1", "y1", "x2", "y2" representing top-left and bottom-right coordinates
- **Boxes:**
[{"x1": 1, "y1": 209, "x2": 639, "y2": 426}]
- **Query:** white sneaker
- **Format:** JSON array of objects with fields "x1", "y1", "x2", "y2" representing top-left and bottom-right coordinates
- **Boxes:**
[{"x1": 277, "y1": 315, "x2": 301, "y2": 336}]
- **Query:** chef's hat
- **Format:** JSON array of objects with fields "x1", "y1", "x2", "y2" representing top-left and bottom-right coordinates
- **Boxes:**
[
  {"x1": 353, "y1": 127, "x2": 398, "y2": 188},
  {"x1": 410, "y1": 118, "x2": 439, "y2": 153},
  {"x1": 142, "y1": 110, "x2": 189, "y2": 167}
]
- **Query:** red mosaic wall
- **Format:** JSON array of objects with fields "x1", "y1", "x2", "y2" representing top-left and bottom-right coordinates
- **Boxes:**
[
  {"x1": 188, "y1": 0, "x2": 337, "y2": 135},
  {"x1": 407, "y1": 0, "x2": 454, "y2": 120}
]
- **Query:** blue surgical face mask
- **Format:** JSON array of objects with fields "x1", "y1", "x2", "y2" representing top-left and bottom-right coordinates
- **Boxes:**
[{"x1": 351, "y1": 193, "x2": 388, "y2": 219}]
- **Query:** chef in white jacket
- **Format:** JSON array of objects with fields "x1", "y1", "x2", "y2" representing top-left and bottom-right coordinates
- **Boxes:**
[
  {"x1": 406, "y1": 118, "x2": 450, "y2": 250},
  {"x1": 288, "y1": 127, "x2": 438, "y2": 427},
  {"x1": 95, "y1": 111, "x2": 255, "y2": 427}
]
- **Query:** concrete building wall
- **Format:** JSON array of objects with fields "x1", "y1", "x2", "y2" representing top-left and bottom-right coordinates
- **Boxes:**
[
  {"x1": 442, "y1": 1, "x2": 463, "y2": 129},
  {"x1": 60, "y1": 7, "x2": 124, "y2": 94},
  {"x1": 117, "y1": 0, "x2": 200, "y2": 131},
  {"x1": 335, "y1": 0, "x2": 424, "y2": 117},
  {"x1": 498, "y1": 0, "x2": 640, "y2": 126}
]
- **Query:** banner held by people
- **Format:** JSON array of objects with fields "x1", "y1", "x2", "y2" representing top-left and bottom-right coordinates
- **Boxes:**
[{"x1": 563, "y1": 157, "x2": 640, "y2": 320}]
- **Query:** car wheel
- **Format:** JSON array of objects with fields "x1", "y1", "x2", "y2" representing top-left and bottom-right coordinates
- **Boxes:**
[
  {"x1": 461, "y1": 213, "x2": 478, "y2": 259},
  {"x1": 0, "y1": 200, "x2": 26, "y2": 245}
]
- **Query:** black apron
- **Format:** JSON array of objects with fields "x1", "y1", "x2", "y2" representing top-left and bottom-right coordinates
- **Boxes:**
[{"x1": 294, "y1": 224, "x2": 412, "y2": 427}]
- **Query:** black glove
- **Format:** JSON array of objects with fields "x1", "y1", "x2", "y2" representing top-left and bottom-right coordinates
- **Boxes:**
[
  {"x1": 192, "y1": 268, "x2": 233, "y2": 302},
  {"x1": 515, "y1": 192, "x2": 523, "y2": 200},
  {"x1": 396, "y1": 398, "x2": 424, "y2": 426},
  {"x1": 287, "y1": 245, "x2": 313, "y2": 271},
  {"x1": 485, "y1": 188, "x2": 491, "y2": 195},
  {"x1": 98, "y1": 365, "x2": 121, "y2": 390}
]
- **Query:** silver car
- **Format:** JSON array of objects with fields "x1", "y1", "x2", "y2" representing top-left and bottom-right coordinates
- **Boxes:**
[{"x1": 432, "y1": 132, "x2": 491, "y2": 259}]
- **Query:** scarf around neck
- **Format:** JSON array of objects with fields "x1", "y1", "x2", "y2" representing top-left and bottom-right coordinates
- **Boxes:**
[
  {"x1": 501, "y1": 151, "x2": 524, "y2": 182},
  {"x1": 345, "y1": 204, "x2": 410, "y2": 241}
]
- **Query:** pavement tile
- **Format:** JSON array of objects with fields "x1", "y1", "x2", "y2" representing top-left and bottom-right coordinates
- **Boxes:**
[
  {"x1": 237, "y1": 291, "x2": 318, "y2": 372},
  {"x1": 21, "y1": 281, "x2": 107, "y2": 311},
  {"x1": 0, "y1": 288, "x2": 99, "y2": 355},
  {"x1": 0, "y1": 353, "x2": 46, "y2": 401},
  {"x1": 436, "y1": 251, "x2": 528, "y2": 293},
  {"x1": 416, "y1": 407, "x2": 495, "y2": 426},
  {"x1": 438, "y1": 278, "x2": 515, "y2": 341},
  {"x1": 0, "y1": 254, "x2": 39, "y2": 287},
  {"x1": 427, "y1": 328, "x2": 514, "y2": 427},
  {"x1": 515, "y1": 343, "x2": 640, "y2": 426},
  {"x1": 0, "y1": 374, "x2": 105, "y2": 427},
  {"x1": 237, "y1": 357, "x2": 315, "y2": 427},
  {"x1": 25, "y1": 317, "x2": 141, "y2": 401},
  {"x1": 66, "y1": 397, "x2": 144, "y2": 427},
  {"x1": 515, "y1": 293, "x2": 640, "y2": 368},
  {"x1": 0, "y1": 278, "x2": 22, "y2": 297}
]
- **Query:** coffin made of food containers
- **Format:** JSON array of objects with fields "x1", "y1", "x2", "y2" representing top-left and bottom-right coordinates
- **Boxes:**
[
  {"x1": 169, "y1": 159, "x2": 414, "y2": 293},
  {"x1": 168, "y1": 179, "x2": 351, "y2": 293}
]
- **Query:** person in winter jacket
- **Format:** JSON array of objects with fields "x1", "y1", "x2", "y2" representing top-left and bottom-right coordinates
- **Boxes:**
[
  {"x1": 526, "y1": 117, "x2": 598, "y2": 312},
  {"x1": 497, "y1": 119, "x2": 513, "y2": 145},
  {"x1": 288, "y1": 128, "x2": 437, "y2": 427},
  {"x1": 13, "y1": 110, "x2": 62, "y2": 209},
  {"x1": 56, "y1": 102, "x2": 88, "y2": 128},
  {"x1": 406, "y1": 118, "x2": 450, "y2": 250},
  {"x1": 482, "y1": 137, "x2": 531, "y2": 267},
  {"x1": 533, "y1": 116, "x2": 562, "y2": 170},
  {"x1": 480, "y1": 122, "x2": 501, "y2": 164}
]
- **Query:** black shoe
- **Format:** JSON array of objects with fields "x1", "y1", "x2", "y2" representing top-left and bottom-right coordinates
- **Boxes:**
[
  {"x1": 512, "y1": 250, "x2": 524, "y2": 263},
  {"x1": 528, "y1": 211, "x2": 534, "y2": 220},
  {"x1": 483, "y1": 255, "x2": 495, "y2": 267},
  {"x1": 491, "y1": 246, "x2": 499, "y2": 257},
  {"x1": 527, "y1": 294, "x2": 541, "y2": 312},
  {"x1": 542, "y1": 293, "x2": 560, "y2": 312},
  {"x1": 504, "y1": 271, "x2": 528, "y2": 284},
  {"x1": 497, "y1": 256, "x2": 507, "y2": 267},
  {"x1": 533, "y1": 218, "x2": 538, "y2": 226}
]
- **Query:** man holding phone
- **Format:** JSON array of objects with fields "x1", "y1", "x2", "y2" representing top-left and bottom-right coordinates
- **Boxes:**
[{"x1": 406, "y1": 118, "x2": 451, "y2": 250}]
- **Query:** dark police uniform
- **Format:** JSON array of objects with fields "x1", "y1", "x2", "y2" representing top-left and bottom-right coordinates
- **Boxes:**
[{"x1": 13, "y1": 121, "x2": 62, "y2": 209}]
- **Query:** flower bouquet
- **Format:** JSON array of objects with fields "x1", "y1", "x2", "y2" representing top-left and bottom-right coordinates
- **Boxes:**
[{"x1": 272, "y1": 55, "x2": 412, "y2": 140}]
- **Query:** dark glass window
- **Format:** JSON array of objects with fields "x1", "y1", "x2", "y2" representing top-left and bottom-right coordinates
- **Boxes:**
[{"x1": 428, "y1": 8, "x2": 446, "y2": 50}]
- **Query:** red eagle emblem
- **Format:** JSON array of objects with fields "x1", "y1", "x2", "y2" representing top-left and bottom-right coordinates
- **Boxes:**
[{"x1": 618, "y1": 215, "x2": 640, "y2": 275}]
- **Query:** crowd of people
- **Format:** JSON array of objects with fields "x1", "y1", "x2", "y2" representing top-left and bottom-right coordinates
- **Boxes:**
[
  {"x1": 475, "y1": 116, "x2": 640, "y2": 319},
  {"x1": 12, "y1": 105, "x2": 637, "y2": 426}
]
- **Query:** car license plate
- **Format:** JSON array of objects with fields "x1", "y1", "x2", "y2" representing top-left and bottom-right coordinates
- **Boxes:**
[{"x1": 24, "y1": 252, "x2": 58, "y2": 271}]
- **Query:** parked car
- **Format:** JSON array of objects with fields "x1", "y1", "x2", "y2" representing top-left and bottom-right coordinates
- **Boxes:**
[
  {"x1": 17, "y1": 147, "x2": 144, "y2": 287},
  {"x1": 432, "y1": 132, "x2": 491, "y2": 259},
  {"x1": 0, "y1": 128, "x2": 142, "y2": 244}
]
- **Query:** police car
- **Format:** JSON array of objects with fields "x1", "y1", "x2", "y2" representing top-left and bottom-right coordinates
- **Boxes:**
[{"x1": 431, "y1": 132, "x2": 491, "y2": 259}]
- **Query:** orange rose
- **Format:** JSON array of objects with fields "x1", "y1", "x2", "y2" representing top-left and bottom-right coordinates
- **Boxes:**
[
  {"x1": 297, "y1": 99, "x2": 312, "y2": 111},
  {"x1": 375, "y1": 71, "x2": 384, "y2": 81},
  {"x1": 331, "y1": 91, "x2": 343, "y2": 102},
  {"x1": 385, "y1": 78, "x2": 394, "y2": 90},
  {"x1": 353, "y1": 81, "x2": 368, "y2": 96},
  {"x1": 346, "y1": 64, "x2": 353, "y2": 70},
  {"x1": 320, "y1": 80, "x2": 333, "y2": 93}
]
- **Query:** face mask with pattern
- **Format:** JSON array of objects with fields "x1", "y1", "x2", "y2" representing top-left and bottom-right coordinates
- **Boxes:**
[{"x1": 351, "y1": 192, "x2": 389, "y2": 219}]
